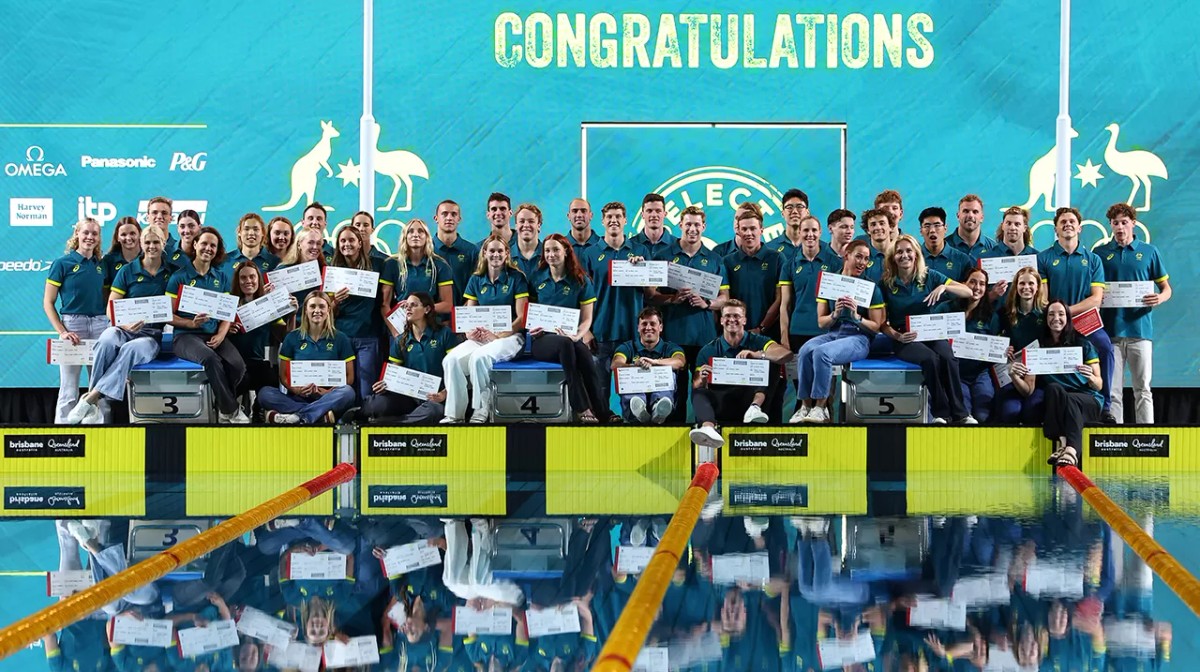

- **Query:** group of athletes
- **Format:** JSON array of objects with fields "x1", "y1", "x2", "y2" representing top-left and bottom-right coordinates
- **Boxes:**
[{"x1": 43, "y1": 190, "x2": 1170, "y2": 467}]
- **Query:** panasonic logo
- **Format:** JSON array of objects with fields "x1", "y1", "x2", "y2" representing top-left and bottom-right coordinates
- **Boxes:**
[{"x1": 80, "y1": 155, "x2": 157, "y2": 169}]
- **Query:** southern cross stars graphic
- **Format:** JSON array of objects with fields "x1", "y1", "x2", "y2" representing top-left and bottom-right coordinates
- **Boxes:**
[
  {"x1": 336, "y1": 158, "x2": 361, "y2": 187},
  {"x1": 1074, "y1": 159, "x2": 1104, "y2": 188}
]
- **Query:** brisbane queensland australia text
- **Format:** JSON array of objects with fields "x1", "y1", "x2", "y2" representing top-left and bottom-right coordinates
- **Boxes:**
[{"x1": 495, "y1": 12, "x2": 935, "y2": 69}]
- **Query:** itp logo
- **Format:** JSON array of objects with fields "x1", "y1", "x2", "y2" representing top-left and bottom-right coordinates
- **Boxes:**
[
  {"x1": 629, "y1": 166, "x2": 785, "y2": 247},
  {"x1": 77, "y1": 196, "x2": 117, "y2": 226}
]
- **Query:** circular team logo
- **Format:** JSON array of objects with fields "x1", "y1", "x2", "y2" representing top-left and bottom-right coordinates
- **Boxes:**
[{"x1": 629, "y1": 166, "x2": 786, "y2": 248}]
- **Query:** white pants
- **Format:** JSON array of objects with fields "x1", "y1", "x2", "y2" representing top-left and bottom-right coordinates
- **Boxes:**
[
  {"x1": 1111, "y1": 337, "x2": 1153, "y2": 424},
  {"x1": 55, "y1": 315, "x2": 111, "y2": 423},
  {"x1": 442, "y1": 519, "x2": 524, "y2": 605},
  {"x1": 441, "y1": 334, "x2": 524, "y2": 420}
]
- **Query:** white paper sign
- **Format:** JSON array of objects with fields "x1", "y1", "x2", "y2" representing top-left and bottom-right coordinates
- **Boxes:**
[
  {"x1": 611, "y1": 260, "x2": 668, "y2": 287},
  {"x1": 267, "y1": 260, "x2": 322, "y2": 295},
  {"x1": 526, "y1": 303, "x2": 581, "y2": 336},
  {"x1": 905, "y1": 312, "x2": 965, "y2": 341},
  {"x1": 817, "y1": 631, "x2": 876, "y2": 670},
  {"x1": 177, "y1": 285, "x2": 239, "y2": 322},
  {"x1": 322, "y1": 635, "x2": 380, "y2": 668},
  {"x1": 711, "y1": 552, "x2": 771, "y2": 585},
  {"x1": 267, "y1": 642, "x2": 322, "y2": 672},
  {"x1": 992, "y1": 362, "x2": 1013, "y2": 388},
  {"x1": 111, "y1": 615, "x2": 174, "y2": 648},
  {"x1": 816, "y1": 271, "x2": 876, "y2": 308},
  {"x1": 387, "y1": 601, "x2": 406, "y2": 627},
  {"x1": 1102, "y1": 280, "x2": 1156, "y2": 308},
  {"x1": 453, "y1": 606, "x2": 514, "y2": 635},
  {"x1": 322, "y1": 266, "x2": 379, "y2": 298},
  {"x1": 632, "y1": 646, "x2": 670, "y2": 672},
  {"x1": 951, "y1": 332, "x2": 1010, "y2": 364},
  {"x1": 452, "y1": 305, "x2": 511, "y2": 333},
  {"x1": 665, "y1": 262, "x2": 722, "y2": 301},
  {"x1": 47, "y1": 570, "x2": 94, "y2": 597},
  {"x1": 288, "y1": 360, "x2": 348, "y2": 388},
  {"x1": 236, "y1": 606, "x2": 297, "y2": 649},
  {"x1": 984, "y1": 644, "x2": 1024, "y2": 672},
  {"x1": 46, "y1": 339, "x2": 97, "y2": 366},
  {"x1": 951, "y1": 573, "x2": 1011, "y2": 607},
  {"x1": 978, "y1": 254, "x2": 1038, "y2": 283},
  {"x1": 112, "y1": 295, "x2": 173, "y2": 325},
  {"x1": 1024, "y1": 562, "x2": 1084, "y2": 599},
  {"x1": 709, "y1": 357, "x2": 771, "y2": 387},
  {"x1": 381, "y1": 540, "x2": 442, "y2": 577},
  {"x1": 381, "y1": 363, "x2": 441, "y2": 400},
  {"x1": 616, "y1": 545, "x2": 655, "y2": 574},
  {"x1": 287, "y1": 551, "x2": 348, "y2": 580},
  {"x1": 236, "y1": 289, "x2": 295, "y2": 332},
  {"x1": 1104, "y1": 620, "x2": 1157, "y2": 654},
  {"x1": 1022, "y1": 346, "x2": 1083, "y2": 375},
  {"x1": 177, "y1": 619, "x2": 240, "y2": 657},
  {"x1": 526, "y1": 604, "x2": 582, "y2": 638},
  {"x1": 386, "y1": 303, "x2": 407, "y2": 334},
  {"x1": 908, "y1": 597, "x2": 967, "y2": 630},
  {"x1": 615, "y1": 366, "x2": 676, "y2": 394}
]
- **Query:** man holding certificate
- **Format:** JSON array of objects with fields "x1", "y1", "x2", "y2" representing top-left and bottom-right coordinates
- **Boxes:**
[
  {"x1": 260, "y1": 291, "x2": 356, "y2": 424},
  {"x1": 166, "y1": 226, "x2": 250, "y2": 423},
  {"x1": 611, "y1": 306, "x2": 686, "y2": 423},
  {"x1": 1008, "y1": 300, "x2": 1103, "y2": 468},
  {"x1": 878, "y1": 235, "x2": 976, "y2": 424},
  {"x1": 689, "y1": 300, "x2": 792, "y2": 448},
  {"x1": 66, "y1": 226, "x2": 170, "y2": 424},
  {"x1": 1095, "y1": 202, "x2": 1171, "y2": 423},
  {"x1": 364, "y1": 292, "x2": 455, "y2": 423}
]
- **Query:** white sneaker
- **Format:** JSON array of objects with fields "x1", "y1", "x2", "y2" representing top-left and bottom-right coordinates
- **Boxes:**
[
  {"x1": 743, "y1": 404, "x2": 769, "y2": 424},
  {"x1": 65, "y1": 520, "x2": 93, "y2": 546},
  {"x1": 743, "y1": 516, "x2": 770, "y2": 539},
  {"x1": 65, "y1": 398, "x2": 96, "y2": 425},
  {"x1": 931, "y1": 417, "x2": 948, "y2": 425},
  {"x1": 788, "y1": 405, "x2": 810, "y2": 424},
  {"x1": 469, "y1": 408, "x2": 489, "y2": 423},
  {"x1": 83, "y1": 403, "x2": 104, "y2": 425},
  {"x1": 227, "y1": 408, "x2": 251, "y2": 424},
  {"x1": 268, "y1": 411, "x2": 301, "y2": 425},
  {"x1": 689, "y1": 425, "x2": 724, "y2": 449},
  {"x1": 629, "y1": 396, "x2": 650, "y2": 423},
  {"x1": 628, "y1": 520, "x2": 648, "y2": 546},
  {"x1": 959, "y1": 415, "x2": 979, "y2": 425},
  {"x1": 439, "y1": 416, "x2": 461, "y2": 424},
  {"x1": 806, "y1": 406, "x2": 830, "y2": 424},
  {"x1": 649, "y1": 397, "x2": 673, "y2": 424}
]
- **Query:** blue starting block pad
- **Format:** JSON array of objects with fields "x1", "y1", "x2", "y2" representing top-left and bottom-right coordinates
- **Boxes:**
[
  {"x1": 489, "y1": 358, "x2": 570, "y2": 423},
  {"x1": 127, "y1": 356, "x2": 214, "y2": 423},
  {"x1": 844, "y1": 357, "x2": 928, "y2": 423}
]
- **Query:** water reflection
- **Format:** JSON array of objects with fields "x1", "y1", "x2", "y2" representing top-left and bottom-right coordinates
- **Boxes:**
[{"x1": 13, "y1": 478, "x2": 1179, "y2": 671}]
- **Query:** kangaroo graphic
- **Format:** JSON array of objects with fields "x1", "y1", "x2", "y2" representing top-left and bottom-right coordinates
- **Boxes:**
[
  {"x1": 1008, "y1": 128, "x2": 1078, "y2": 213},
  {"x1": 264, "y1": 120, "x2": 340, "y2": 212},
  {"x1": 372, "y1": 122, "x2": 429, "y2": 212}
]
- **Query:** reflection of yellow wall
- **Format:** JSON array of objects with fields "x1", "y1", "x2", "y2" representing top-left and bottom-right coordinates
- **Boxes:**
[
  {"x1": 908, "y1": 427, "x2": 1049, "y2": 473},
  {"x1": 1084, "y1": 427, "x2": 1200, "y2": 474},
  {"x1": 0, "y1": 427, "x2": 145, "y2": 516},
  {"x1": 546, "y1": 427, "x2": 692, "y2": 514},
  {"x1": 185, "y1": 428, "x2": 333, "y2": 516},
  {"x1": 907, "y1": 473, "x2": 1049, "y2": 515},
  {"x1": 359, "y1": 427, "x2": 505, "y2": 515},
  {"x1": 723, "y1": 471, "x2": 866, "y2": 515}
]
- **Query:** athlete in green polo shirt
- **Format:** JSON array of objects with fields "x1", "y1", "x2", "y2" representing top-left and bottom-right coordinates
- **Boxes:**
[
  {"x1": 630, "y1": 193, "x2": 677, "y2": 261},
  {"x1": 263, "y1": 290, "x2": 357, "y2": 424},
  {"x1": 611, "y1": 306, "x2": 686, "y2": 423},
  {"x1": 859, "y1": 208, "x2": 893, "y2": 283},
  {"x1": 228, "y1": 213, "x2": 282, "y2": 275},
  {"x1": 723, "y1": 203, "x2": 784, "y2": 339},
  {"x1": 432, "y1": 200, "x2": 480, "y2": 307},
  {"x1": 1095, "y1": 202, "x2": 1172, "y2": 423},
  {"x1": 510, "y1": 203, "x2": 544, "y2": 280},
  {"x1": 945, "y1": 194, "x2": 999, "y2": 259},
  {"x1": 778, "y1": 215, "x2": 841, "y2": 350},
  {"x1": 917, "y1": 206, "x2": 974, "y2": 281}
]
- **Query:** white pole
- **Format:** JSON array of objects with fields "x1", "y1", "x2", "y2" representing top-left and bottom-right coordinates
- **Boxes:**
[
  {"x1": 1054, "y1": 0, "x2": 1071, "y2": 208},
  {"x1": 359, "y1": 0, "x2": 375, "y2": 213}
]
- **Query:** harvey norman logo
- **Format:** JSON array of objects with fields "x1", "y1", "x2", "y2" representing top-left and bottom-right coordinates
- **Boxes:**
[
  {"x1": 1089, "y1": 433, "x2": 1169, "y2": 458},
  {"x1": 4, "y1": 433, "x2": 85, "y2": 458},
  {"x1": 728, "y1": 432, "x2": 808, "y2": 457},
  {"x1": 9, "y1": 198, "x2": 53, "y2": 227},
  {"x1": 367, "y1": 433, "x2": 448, "y2": 457}
]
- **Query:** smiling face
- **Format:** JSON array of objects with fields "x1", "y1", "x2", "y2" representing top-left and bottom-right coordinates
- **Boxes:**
[
  {"x1": 957, "y1": 199, "x2": 982, "y2": 234},
  {"x1": 842, "y1": 244, "x2": 871, "y2": 277},
  {"x1": 1046, "y1": 301, "x2": 1068, "y2": 336},
  {"x1": 76, "y1": 220, "x2": 101, "y2": 255},
  {"x1": 602, "y1": 206, "x2": 626, "y2": 236},
  {"x1": 305, "y1": 608, "x2": 330, "y2": 644},
  {"x1": 194, "y1": 231, "x2": 219, "y2": 263},
  {"x1": 965, "y1": 270, "x2": 988, "y2": 301},
  {"x1": 736, "y1": 216, "x2": 763, "y2": 252},
  {"x1": 177, "y1": 215, "x2": 201, "y2": 245},
  {"x1": 516, "y1": 208, "x2": 541, "y2": 242},
  {"x1": 641, "y1": 200, "x2": 666, "y2": 233},
  {"x1": 237, "y1": 264, "x2": 260, "y2": 296},
  {"x1": 239, "y1": 219, "x2": 264, "y2": 249},
  {"x1": 719, "y1": 305, "x2": 747, "y2": 339},
  {"x1": 1055, "y1": 211, "x2": 1080, "y2": 241},
  {"x1": 1015, "y1": 272, "x2": 1039, "y2": 301},
  {"x1": 679, "y1": 213, "x2": 705, "y2": 244},
  {"x1": 487, "y1": 199, "x2": 512, "y2": 233},
  {"x1": 867, "y1": 215, "x2": 891, "y2": 245},
  {"x1": 483, "y1": 239, "x2": 509, "y2": 270},
  {"x1": 798, "y1": 216, "x2": 821, "y2": 250},
  {"x1": 638, "y1": 313, "x2": 663, "y2": 343},
  {"x1": 147, "y1": 201, "x2": 172, "y2": 238},
  {"x1": 302, "y1": 206, "x2": 326, "y2": 231},
  {"x1": 141, "y1": 233, "x2": 163, "y2": 261},
  {"x1": 117, "y1": 222, "x2": 141, "y2": 252},
  {"x1": 299, "y1": 230, "x2": 324, "y2": 262},
  {"x1": 892, "y1": 239, "x2": 918, "y2": 272},
  {"x1": 337, "y1": 227, "x2": 362, "y2": 260},
  {"x1": 542, "y1": 238, "x2": 566, "y2": 269},
  {"x1": 829, "y1": 216, "x2": 856, "y2": 246},
  {"x1": 783, "y1": 196, "x2": 809, "y2": 229},
  {"x1": 269, "y1": 221, "x2": 293, "y2": 253},
  {"x1": 305, "y1": 294, "x2": 330, "y2": 328}
]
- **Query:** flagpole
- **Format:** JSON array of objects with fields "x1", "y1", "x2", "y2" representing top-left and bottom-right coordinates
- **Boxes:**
[
  {"x1": 359, "y1": 0, "x2": 375, "y2": 212},
  {"x1": 1054, "y1": 0, "x2": 1071, "y2": 208}
]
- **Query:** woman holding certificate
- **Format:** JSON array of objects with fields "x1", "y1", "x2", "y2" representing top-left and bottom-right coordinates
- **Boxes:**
[
  {"x1": 329, "y1": 226, "x2": 385, "y2": 402},
  {"x1": 65, "y1": 226, "x2": 170, "y2": 424},
  {"x1": 260, "y1": 290, "x2": 357, "y2": 424},
  {"x1": 44, "y1": 217, "x2": 108, "y2": 424},
  {"x1": 167, "y1": 226, "x2": 249, "y2": 424},
  {"x1": 1007, "y1": 300, "x2": 1103, "y2": 467},
  {"x1": 380, "y1": 218, "x2": 455, "y2": 325},
  {"x1": 948, "y1": 267, "x2": 1004, "y2": 422},
  {"x1": 996, "y1": 267, "x2": 1048, "y2": 423},
  {"x1": 229, "y1": 262, "x2": 291, "y2": 408},
  {"x1": 878, "y1": 235, "x2": 975, "y2": 424},
  {"x1": 790, "y1": 241, "x2": 885, "y2": 424},
  {"x1": 164, "y1": 208, "x2": 202, "y2": 273},
  {"x1": 529, "y1": 233, "x2": 611, "y2": 423},
  {"x1": 364, "y1": 292, "x2": 455, "y2": 423},
  {"x1": 441, "y1": 234, "x2": 528, "y2": 423},
  {"x1": 101, "y1": 215, "x2": 140, "y2": 289},
  {"x1": 276, "y1": 227, "x2": 328, "y2": 318}
]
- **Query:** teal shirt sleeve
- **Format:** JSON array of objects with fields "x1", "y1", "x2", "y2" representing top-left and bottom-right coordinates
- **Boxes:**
[
  {"x1": 512, "y1": 271, "x2": 530, "y2": 298},
  {"x1": 1090, "y1": 251, "x2": 1105, "y2": 286},
  {"x1": 387, "y1": 337, "x2": 404, "y2": 363},
  {"x1": 1150, "y1": 247, "x2": 1168, "y2": 282},
  {"x1": 110, "y1": 263, "x2": 133, "y2": 295},
  {"x1": 381, "y1": 257, "x2": 400, "y2": 286},
  {"x1": 613, "y1": 340, "x2": 634, "y2": 362},
  {"x1": 438, "y1": 325, "x2": 458, "y2": 355},
  {"x1": 578, "y1": 277, "x2": 598, "y2": 306},
  {"x1": 47, "y1": 256, "x2": 69, "y2": 287},
  {"x1": 278, "y1": 331, "x2": 299, "y2": 360},
  {"x1": 870, "y1": 285, "x2": 884, "y2": 308},
  {"x1": 696, "y1": 342, "x2": 716, "y2": 370},
  {"x1": 164, "y1": 269, "x2": 186, "y2": 297},
  {"x1": 462, "y1": 274, "x2": 482, "y2": 301},
  {"x1": 334, "y1": 332, "x2": 355, "y2": 360},
  {"x1": 434, "y1": 258, "x2": 455, "y2": 287},
  {"x1": 1081, "y1": 337, "x2": 1099, "y2": 363}
]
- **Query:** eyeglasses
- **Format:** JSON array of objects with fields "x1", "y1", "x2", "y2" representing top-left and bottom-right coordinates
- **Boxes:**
[
  {"x1": 920, "y1": 222, "x2": 945, "y2": 229},
  {"x1": 782, "y1": 204, "x2": 808, "y2": 213}
]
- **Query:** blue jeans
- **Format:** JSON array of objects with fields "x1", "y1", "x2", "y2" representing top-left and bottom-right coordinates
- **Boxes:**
[
  {"x1": 258, "y1": 385, "x2": 356, "y2": 423},
  {"x1": 351, "y1": 337, "x2": 380, "y2": 403},
  {"x1": 998, "y1": 386, "x2": 1045, "y2": 424},
  {"x1": 618, "y1": 390, "x2": 674, "y2": 421},
  {"x1": 796, "y1": 332, "x2": 870, "y2": 400},
  {"x1": 960, "y1": 369, "x2": 995, "y2": 422},
  {"x1": 1087, "y1": 329, "x2": 1115, "y2": 413},
  {"x1": 90, "y1": 327, "x2": 159, "y2": 401}
]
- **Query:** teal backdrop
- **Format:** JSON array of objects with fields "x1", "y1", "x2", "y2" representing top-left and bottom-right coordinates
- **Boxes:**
[{"x1": 1, "y1": 0, "x2": 1196, "y2": 387}]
